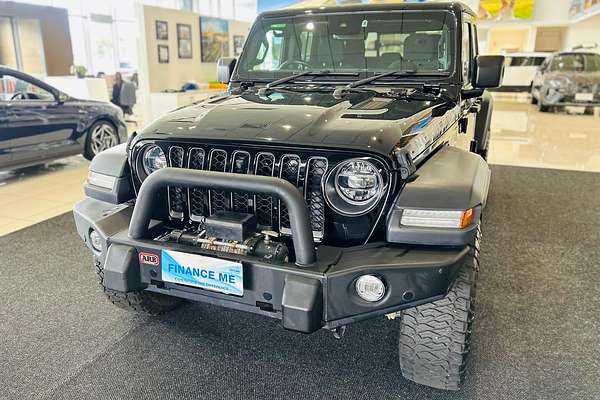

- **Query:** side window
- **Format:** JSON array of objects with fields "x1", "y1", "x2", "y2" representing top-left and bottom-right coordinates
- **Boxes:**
[
  {"x1": 252, "y1": 29, "x2": 284, "y2": 71},
  {"x1": 299, "y1": 30, "x2": 313, "y2": 62},
  {"x1": 540, "y1": 57, "x2": 550, "y2": 71},
  {"x1": 470, "y1": 23, "x2": 478, "y2": 57},
  {"x1": 0, "y1": 75, "x2": 54, "y2": 102},
  {"x1": 461, "y1": 22, "x2": 472, "y2": 85}
]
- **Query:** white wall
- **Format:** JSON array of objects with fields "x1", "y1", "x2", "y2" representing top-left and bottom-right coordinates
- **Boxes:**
[
  {"x1": 564, "y1": 13, "x2": 600, "y2": 51},
  {"x1": 533, "y1": 0, "x2": 571, "y2": 24}
]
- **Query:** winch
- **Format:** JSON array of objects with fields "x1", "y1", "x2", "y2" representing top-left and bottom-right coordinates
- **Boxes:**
[{"x1": 162, "y1": 211, "x2": 289, "y2": 263}]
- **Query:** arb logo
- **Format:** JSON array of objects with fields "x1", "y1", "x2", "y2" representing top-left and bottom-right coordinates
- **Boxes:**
[{"x1": 139, "y1": 252, "x2": 160, "y2": 266}]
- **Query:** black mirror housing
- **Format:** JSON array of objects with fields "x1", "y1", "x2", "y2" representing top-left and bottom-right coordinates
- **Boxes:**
[
  {"x1": 217, "y1": 57, "x2": 237, "y2": 84},
  {"x1": 472, "y1": 55, "x2": 505, "y2": 88}
]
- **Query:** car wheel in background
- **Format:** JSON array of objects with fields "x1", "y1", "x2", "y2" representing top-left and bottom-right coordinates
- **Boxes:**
[
  {"x1": 84, "y1": 120, "x2": 119, "y2": 160},
  {"x1": 531, "y1": 92, "x2": 538, "y2": 105},
  {"x1": 538, "y1": 102, "x2": 551, "y2": 112}
]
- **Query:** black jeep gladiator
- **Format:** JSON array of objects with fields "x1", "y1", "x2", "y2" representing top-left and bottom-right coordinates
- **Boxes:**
[{"x1": 74, "y1": 2, "x2": 503, "y2": 391}]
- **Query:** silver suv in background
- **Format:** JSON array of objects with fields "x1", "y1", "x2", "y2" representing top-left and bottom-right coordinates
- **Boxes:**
[{"x1": 531, "y1": 51, "x2": 600, "y2": 112}]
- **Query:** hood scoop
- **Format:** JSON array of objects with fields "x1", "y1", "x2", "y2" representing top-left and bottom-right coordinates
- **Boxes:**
[{"x1": 343, "y1": 97, "x2": 392, "y2": 117}]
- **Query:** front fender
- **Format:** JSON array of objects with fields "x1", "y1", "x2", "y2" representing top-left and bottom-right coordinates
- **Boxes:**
[
  {"x1": 84, "y1": 143, "x2": 134, "y2": 204},
  {"x1": 386, "y1": 145, "x2": 490, "y2": 246}
]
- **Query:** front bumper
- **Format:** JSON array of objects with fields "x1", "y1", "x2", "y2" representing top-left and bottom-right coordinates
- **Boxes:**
[{"x1": 74, "y1": 168, "x2": 469, "y2": 333}]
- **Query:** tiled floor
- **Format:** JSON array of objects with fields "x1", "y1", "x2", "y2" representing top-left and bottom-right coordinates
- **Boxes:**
[
  {"x1": 488, "y1": 93, "x2": 600, "y2": 172},
  {"x1": 0, "y1": 157, "x2": 88, "y2": 236},
  {"x1": 1, "y1": 94, "x2": 599, "y2": 237}
]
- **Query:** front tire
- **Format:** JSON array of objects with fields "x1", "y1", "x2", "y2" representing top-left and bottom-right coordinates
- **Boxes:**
[
  {"x1": 84, "y1": 120, "x2": 119, "y2": 160},
  {"x1": 94, "y1": 258, "x2": 182, "y2": 315},
  {"x1": 531, "y1": 94, "x2": 538, "y2": 105},
  {"x1": 538, "y1": 101, "x2": 551, "y2": 112},
  {"x1": 398, "y1": 227, "x2": 480, "y2": 391}
]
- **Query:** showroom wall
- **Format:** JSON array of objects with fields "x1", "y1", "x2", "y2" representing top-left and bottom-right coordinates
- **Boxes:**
[
  {"x1": 143, "y1": 5, "x2": 251, "y2": 92},
  {"x1": 564, "y1": 13, "x2": 600, "y2": 50},
  {"x1": 0, "y1": 1, "x2": 73, "y2": 75}
]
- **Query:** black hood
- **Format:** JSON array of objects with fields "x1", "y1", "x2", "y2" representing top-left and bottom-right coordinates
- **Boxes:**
[{"x1": 139, "y1": 88, "x2": 449, "y2": 157}]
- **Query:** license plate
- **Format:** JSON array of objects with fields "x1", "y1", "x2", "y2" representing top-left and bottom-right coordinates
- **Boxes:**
[
  {"x1": 161, "y1": 250, "x2": 243, "y2": 296},
  {"x1": 575, "y1": 93, "x2": 594, "y2": 102}
]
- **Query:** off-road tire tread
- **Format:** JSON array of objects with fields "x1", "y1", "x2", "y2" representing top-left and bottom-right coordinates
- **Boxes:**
[
  {"x1": 94, "y1": 258, "x2": 182, "y2": 315},
  {"x1": 399, "y1": 226, "x2": 481, "y2": 391}
]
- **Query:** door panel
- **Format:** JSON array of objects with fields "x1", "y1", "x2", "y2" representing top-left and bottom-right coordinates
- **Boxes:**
[
  {"x1": 1, "y1": 70, "x2": 81, "y2": 164},
  {"x1": 7, "y1": 100, "x2": 81, "y2": 163},
  {"x1": 0, "y1": 102, "x2": 11, "y2": 167}
]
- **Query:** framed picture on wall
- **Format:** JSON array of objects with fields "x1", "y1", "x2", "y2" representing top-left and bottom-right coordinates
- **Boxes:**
[
  {"x1": 177, "y1": 23, "x2": 192, "y2": 59},
  {"x1": 158, "y1": 45, "x2": 169, "y2": 63},
  {"x1": 233, "y1": 35, "x2": 245, "y2": 57},
  {"x1": 156, "y1": 20, "x2": 168, "y2": 40},
  {"x1": 199, "y1": 17, "x2": 229, "y2": 62}
]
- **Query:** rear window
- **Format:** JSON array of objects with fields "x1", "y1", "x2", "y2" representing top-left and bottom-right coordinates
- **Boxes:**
[{"x1": 507, "y1": 56, "x2": 547, "y2": 67}]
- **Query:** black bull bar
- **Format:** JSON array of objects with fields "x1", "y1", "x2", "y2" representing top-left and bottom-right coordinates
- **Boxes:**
[{"x1": 129, "y1": 167, "x2": 317, "y2": 266}]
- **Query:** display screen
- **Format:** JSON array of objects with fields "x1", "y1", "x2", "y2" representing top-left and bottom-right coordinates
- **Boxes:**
[{"x1": 235, "y1": 11, "x2": 456, "y2": 81}]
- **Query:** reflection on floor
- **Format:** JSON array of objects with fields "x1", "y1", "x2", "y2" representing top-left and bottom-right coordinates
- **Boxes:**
[
  {"x1": 0, "y1": 157, "x2": 88, "y2": 236},
  {"x1": 0, "y1": 93, "x2": 598, "y2": 236},
  {"x1": 488, "y1": 93, "x2": 600, "y2": 171}
]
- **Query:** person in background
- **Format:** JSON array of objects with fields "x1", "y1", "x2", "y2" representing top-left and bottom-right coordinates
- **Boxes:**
[
  {"x1": 111, "y1": 72, "x2": 136, "y2": 115},
  {"x1": 111, "y1": 72, "x2": 123, "y2": 110}
]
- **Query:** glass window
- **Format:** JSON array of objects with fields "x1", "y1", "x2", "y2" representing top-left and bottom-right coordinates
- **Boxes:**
[
  {"x1": 17, "y1": 18, "x2": 46, "y2": 75},
  {"x1": 461, "y1": 22, "x2": 471, "y2": 83},
  {"x1": 508, "y1": 56, "x2": 547, "y2": 67},
  {"x1": 237, "y1": 11, "x2": 456, "y2": 81},
  {"x1": 532, "y1": 57, "x2": 546, "y2": 66},
  {"x1": 116, "y1": 21, "x2": 137, "y2": 70},
  {"x1": 584, "y1": 54, "x2": 600, "y2": 72},
  {"x1": 0, "y1": 17, "x2": 18, "y2": 69},
  {"x1": 550, "y1": 53, "x2": 600, "y2": 72},
  {"x1": 0, "y1": 75, "x2": 54, "y2": 102},
  {"x1": 234, "y1": 0, "x2": 257, "y2": 22},
  {"x1": 89, "y1": 20, "x2": 116, "y2": 74},
  {"x1": 69, "y1": 15, "x2": 88, "y2": 67}
]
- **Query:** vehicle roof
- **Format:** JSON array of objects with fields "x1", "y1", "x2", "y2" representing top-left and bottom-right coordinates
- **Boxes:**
[
  {"x1": 258, "y1": 1, "x2": 475, "y2": 19},
  {"x1": 555, "y1": 51, "x2": 600, "y2": 56},
  {"x1": 503, "y1": 52, "x2": 551, "y2": 57}
]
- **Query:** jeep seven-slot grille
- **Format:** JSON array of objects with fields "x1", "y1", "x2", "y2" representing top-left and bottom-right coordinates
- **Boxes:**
[{"x1": 165, "y1": 147, "x2": 328, "y2": 241}]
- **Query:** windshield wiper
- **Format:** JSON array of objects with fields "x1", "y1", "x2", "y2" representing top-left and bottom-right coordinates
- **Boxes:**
[
  {"x1": 332, "y1": 70, "x2": 448, "y2": 98},
  {"x1": 258, "y1": 70, "x2": 331, "y2": 96}
]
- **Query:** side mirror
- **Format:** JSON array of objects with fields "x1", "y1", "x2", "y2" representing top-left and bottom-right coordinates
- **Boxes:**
[
  {"x1": 472, "y1": 55, "x2": 505, "y2": 88},
  {"x1": 217, "y1": 57, "x2": 237, "y2": 84},
  {"x1": 53, "y1": 90, "x2": 68, "y2": 104}
]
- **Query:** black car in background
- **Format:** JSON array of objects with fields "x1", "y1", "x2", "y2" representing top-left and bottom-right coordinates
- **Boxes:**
[
  {"x1": 531, "y1": 51, "x2": 600, "y2": 112},
  {"x1": 0, "y1": 66, "x2": 127, "y2": 170}
]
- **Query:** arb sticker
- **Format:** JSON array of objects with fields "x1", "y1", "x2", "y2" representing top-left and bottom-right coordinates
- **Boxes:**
[{"x1": 139, "y1": 252, "x2": 160, "y2": 266}]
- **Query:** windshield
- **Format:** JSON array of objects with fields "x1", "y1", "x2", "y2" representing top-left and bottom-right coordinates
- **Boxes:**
[
  {"x1": 236, "y1": 11, "x2": 456, "y2": 82},
  {"x1": 549, "y1": 54, "x2": 600, "y2": 72}
]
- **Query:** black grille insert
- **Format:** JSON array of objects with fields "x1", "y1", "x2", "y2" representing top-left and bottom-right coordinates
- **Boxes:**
[{"x1": 164, "y1": 146, "x2": 328, "y2": 241}]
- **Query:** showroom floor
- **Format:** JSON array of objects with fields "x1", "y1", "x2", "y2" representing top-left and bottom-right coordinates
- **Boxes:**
[
  {"x1": 3, "y1": 165, "x2": 599, "y2": 400},
  {"x1": 1, "y1": 94, "x2": 599, "y2": 238},
  {"x1": 2, "y1": 95, "x2": 600, "y2": 400}
]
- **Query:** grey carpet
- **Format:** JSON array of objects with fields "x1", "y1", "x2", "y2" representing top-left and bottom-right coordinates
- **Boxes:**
[{"x1": 1, "y1": 165, "x2": 600, "y2": 400}]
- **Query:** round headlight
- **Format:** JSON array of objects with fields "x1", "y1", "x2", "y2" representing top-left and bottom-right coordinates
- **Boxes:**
[
  {"x1": 335, "y1": 160, "x2": 382, "y2": 204},
  {"x1": 355, "y1": 275, "x2": 385, "y2": 302},
  {"x1": 142, "y1": 145, "x2": 167, "y2": 175}
]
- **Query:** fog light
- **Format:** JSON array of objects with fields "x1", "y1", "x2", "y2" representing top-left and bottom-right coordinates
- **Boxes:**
[
  {"x1": 355, "y1": 275, "x2": 385, "y2": 302},
  {"x1": 89, "y1": 229, "x2": 102, "y2": 252}
]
